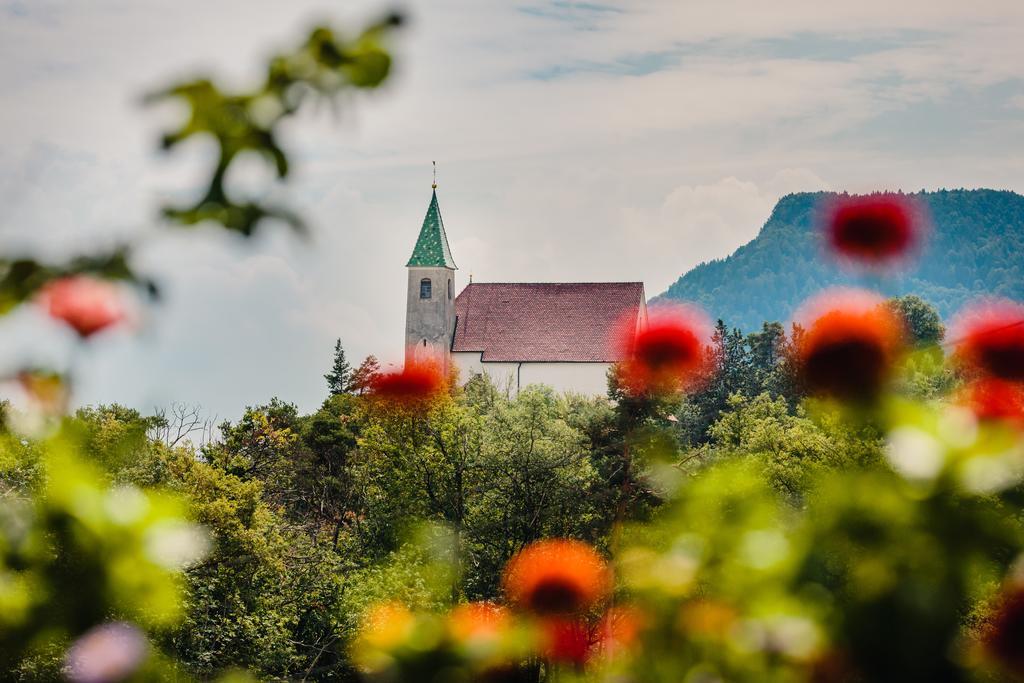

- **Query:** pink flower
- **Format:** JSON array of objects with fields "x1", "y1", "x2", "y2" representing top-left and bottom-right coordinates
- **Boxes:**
[
  {"x1": 65, "y1": 622, "x2": 148, "y2": 683},
  {"x1": 39, "y1": 276, "x2": 125, "y2": 338}
]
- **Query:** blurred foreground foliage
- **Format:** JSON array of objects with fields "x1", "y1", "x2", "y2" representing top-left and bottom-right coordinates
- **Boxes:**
[
  {"x1": 5, "y1": 326, "x2": 1024, "y2": 680},
  {"x1": 0, "y1": 13, "x2": 400, "y2": 325},
  {"x1": 150, "y1": 14, "x2": 402, "y2": 237}
]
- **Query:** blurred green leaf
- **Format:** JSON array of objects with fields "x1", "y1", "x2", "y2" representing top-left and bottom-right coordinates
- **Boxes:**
[{"x1": 150, "y1": 14, "x2": 401, "y2": 238}]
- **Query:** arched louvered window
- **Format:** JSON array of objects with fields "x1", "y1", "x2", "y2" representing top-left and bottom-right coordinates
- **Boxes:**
[{"x1": 420, "y1": 278, "x2": 432, "y2": 299}]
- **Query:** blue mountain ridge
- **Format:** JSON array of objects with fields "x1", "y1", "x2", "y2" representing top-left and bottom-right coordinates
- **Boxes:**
[{"x1": 654, "y1": 189, "x2": 1024, "y2": 332}]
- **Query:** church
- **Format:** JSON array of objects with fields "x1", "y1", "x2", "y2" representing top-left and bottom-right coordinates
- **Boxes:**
[{"x1": 404, "y1": 184, "x2": 648, "y2": 395}]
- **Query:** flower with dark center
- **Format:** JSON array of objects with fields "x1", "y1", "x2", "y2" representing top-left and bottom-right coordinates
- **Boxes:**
[
  {"x1": 951, "y1": 299, "x2": 1024, "y2": 382},
  {"x1": 38, "y1": 276, "x2": 126, "y2": 338},
  {"x1": 822, "y1": 194, "x2": 922, "y2": 268},
  {"x1": 502, "y1": 539, "x2": 610, "y2": 616},
  {"x1": 982, "y1": 584, "x2": 1024, "y2": 675},
  {"x1": 369, "y1": 357, "x2": 446, "y2": 406},
  {"x1": 616, "y1": 305, "x2": 712, "y2": 397},
  {"x1": 794, "y1": 289, "x2": 905, "y2": 402},
  {"x1": 958, "y1": 378, "x2": 1024, "y2": 426}
]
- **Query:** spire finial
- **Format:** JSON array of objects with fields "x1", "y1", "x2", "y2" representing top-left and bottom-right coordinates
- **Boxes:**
[{"x1": 432, "y1": 160, "x2": 437, "y2": 189}]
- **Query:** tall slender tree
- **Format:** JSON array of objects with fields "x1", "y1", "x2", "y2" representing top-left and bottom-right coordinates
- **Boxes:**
[{"x1": 325, "y1": 339, "x2": 353, "y2": 396}]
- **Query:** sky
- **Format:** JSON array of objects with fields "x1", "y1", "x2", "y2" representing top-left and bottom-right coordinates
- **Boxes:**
[{"x1": 1, "y1": 0, "x2": 1023, "y2": 421}]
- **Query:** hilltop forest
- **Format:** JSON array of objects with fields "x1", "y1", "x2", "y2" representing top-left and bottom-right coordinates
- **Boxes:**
[{"x1": 658, "y1": 189, "x2": 1024, "y2": 332}]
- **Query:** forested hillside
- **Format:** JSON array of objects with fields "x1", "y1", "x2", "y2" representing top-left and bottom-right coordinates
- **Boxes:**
[{"x1": 657, "y1": 189, "x2": 1024, "y2": 331}]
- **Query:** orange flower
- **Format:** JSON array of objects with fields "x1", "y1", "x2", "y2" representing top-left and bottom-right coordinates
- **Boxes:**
[
  {"x1": 822, "y1": 194, "x2": 923, "y2": 268},
  {"x1": 38, "y1": 276, "x2": 126, "y2": 338},
  {"x1": 616, "y1": 305, "x2": 712, "y2": 397},
  {"x1": 794, "y1": 289, "x2": 905, "y2": 402},
  {"x1": 958, "y1": 378, "x2": 1024, "y2": 426},
  {"x1": 502, "y1": 539, "x2": 611, "y2": 616},
  {"x1": 951, "y1": 299, "x2": 1024, "y2": 382},
  {"x1": 369, "y1": 357, "x2": 446, "y2": 406}
]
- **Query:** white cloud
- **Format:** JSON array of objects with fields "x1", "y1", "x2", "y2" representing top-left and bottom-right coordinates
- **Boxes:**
[{"x1": 622, "y1": 170, "x2": 830, "y2": 294}]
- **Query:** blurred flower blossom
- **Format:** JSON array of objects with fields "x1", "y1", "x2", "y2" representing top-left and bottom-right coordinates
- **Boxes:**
[
  {"x1": 38, "y1": 276, "x2": 126, "y2": 338},
  {"x1": 957, "y1": 447, "x2": 1024, "y2": 494},
  {"x1": 369, "y1": 357, "x2": 446, "y2": 406},
  {"x1": 17, "y1": 369, "x2": 69, "y2": 416},
  {"x1": 143, "y1": 519, "x2": 210, "y2": 569},
  {"x1": 821, "y1": 194, "x2": 924, "y2": 269},
  {"x1": 736, "y1": 614, "x2": 822, "y2": 661},
  {"x1": 503, "y1": 539, "x2": 610, "y2": 616},
  {"x1": 951, "y1": 298, "x2": 1024, "y2": 382},
  {"x1": 794, "y1": 289, "x2": 905, "y2": 402},
  {"x1": 65, "y1": 622, "x2": 147, "y2": 683},
  {"x1": 885, "y1": 426, "x2": 945, "y2": 482},
  {"x1": 541, "y1": 618, "x2": 591, "y2": 667},
  {"x1": 2, "y1": 369, "x2": 69, "y2": 436},
  {"x1": 958, "y1": 378, "x2": 1024, "y2": 426},
  {"x1": 616, "y1": 304, "x2": 713, "y2": 397}
]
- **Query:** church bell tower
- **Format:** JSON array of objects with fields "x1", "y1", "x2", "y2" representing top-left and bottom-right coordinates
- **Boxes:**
[{"x1": 405, "y1": 178, "x2": 457, "y2": 369}]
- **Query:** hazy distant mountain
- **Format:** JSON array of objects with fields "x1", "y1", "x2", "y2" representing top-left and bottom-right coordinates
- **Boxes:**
[{"x1": 655, "y1": 189, "x2": 1024, "y2": 332}]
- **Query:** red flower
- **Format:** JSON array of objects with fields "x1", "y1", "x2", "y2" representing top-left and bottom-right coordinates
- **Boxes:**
[
  {"x1": 982, "y1": 585, "x2": 1024, "y2": 675},
  {"x1": 822, "y1": 194, "x2": 922, "y2": 267},
  {"x1": 958, "y1": 378, "x2": 1024, "y2": 426},
  {"x1": 502, "y1": 539, "x2": 610, "y2": 616},
  {"x1": 38, "y1": 276, "x2": 126, "y2": 338},
  {"x1": 616, "y1": 305, "x2": 712, "y2": 397},
  {"x1": 369, "y1": 357, "x2": 446, "y2": 406},
  {"x1": 541, "y1": 618, "x2": 591, "y2": 667},
  {"x1": 951, "y1": 299, "x2": 1024, "y2": 382},
  {"x1": 794, "y1": 289, "x2": 905, "y2": 402}
]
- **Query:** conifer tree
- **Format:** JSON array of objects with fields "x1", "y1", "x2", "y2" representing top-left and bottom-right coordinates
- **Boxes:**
[{"x1": 325, "y1": 339, "x2": 352, "y2": 395}]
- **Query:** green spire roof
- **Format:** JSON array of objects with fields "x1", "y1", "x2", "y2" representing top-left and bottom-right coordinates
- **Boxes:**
[{"x1": 407, "y1": 189, "x2": 457, "y2": 269}]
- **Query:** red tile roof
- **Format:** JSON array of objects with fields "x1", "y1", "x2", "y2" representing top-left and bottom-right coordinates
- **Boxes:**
[{"x1": 452, "y1": 282, "x2": 646, "y2": 362}]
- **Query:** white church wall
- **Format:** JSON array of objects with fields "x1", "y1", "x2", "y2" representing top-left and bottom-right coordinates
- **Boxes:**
[
  {"x1": 451, "y1": 352, "x2": 611, "y2": 396},
  {"x1": 519, "y1": 362, "x2": 612, "y2": 396},
  {"x1": 451, "y1": 353, "x2": 519, "y2": 395}
]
